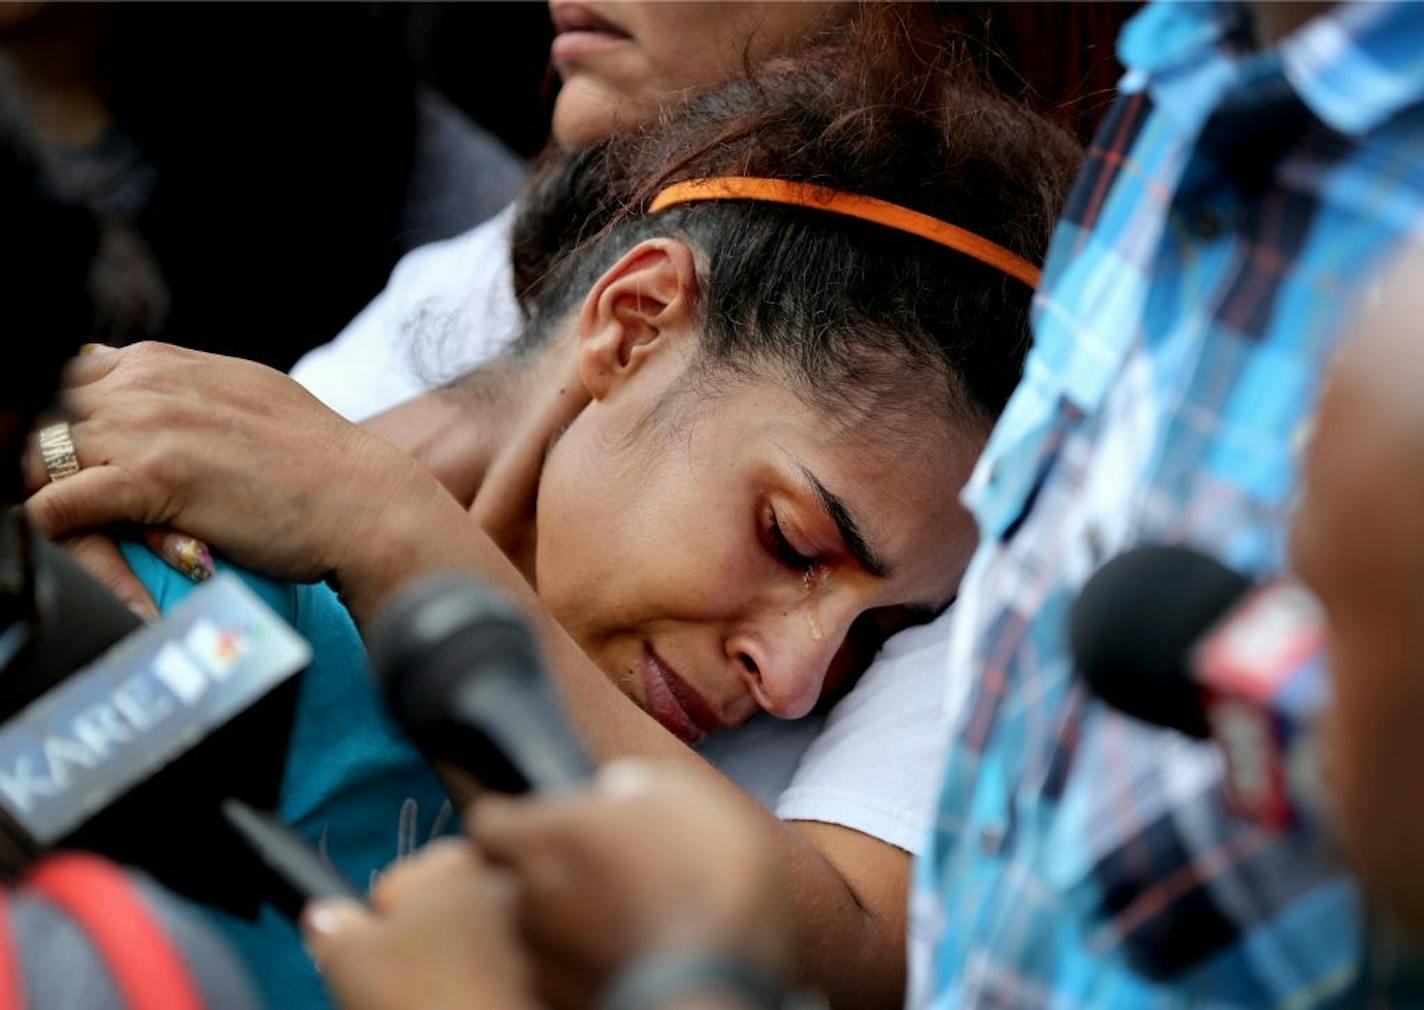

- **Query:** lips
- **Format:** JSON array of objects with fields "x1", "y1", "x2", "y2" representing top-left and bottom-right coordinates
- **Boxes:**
[
  {"x1": 549, "y1": 2, "x2": 633, "y2": 66},
  {"x1": 549, "y1": 1, "x2": 627, "y2": 36},
  {"x1": 639, "y1": 645, "x2": 729, "y2": 745}
]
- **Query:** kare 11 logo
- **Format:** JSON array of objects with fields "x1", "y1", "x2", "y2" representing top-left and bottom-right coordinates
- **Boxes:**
[
  {"x1": 0, "y1": 576, "x2": 310, "y2": 839},
  {"x1": 152, "y1": 616, "x2": 260, "y2": 703}
]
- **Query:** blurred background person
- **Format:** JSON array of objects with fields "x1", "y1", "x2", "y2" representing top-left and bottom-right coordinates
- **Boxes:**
[
  {"x1": 0, "y1": 1, "x2": 526, "y2": 370},
  {"x1": 1292, "y1": 246, "x2": 1424, "y2": 944}
]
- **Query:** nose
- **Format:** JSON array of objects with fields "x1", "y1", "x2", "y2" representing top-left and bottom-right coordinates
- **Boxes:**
[{"x1": 726, "y1": 595, "x2": 860, "y2": 719}]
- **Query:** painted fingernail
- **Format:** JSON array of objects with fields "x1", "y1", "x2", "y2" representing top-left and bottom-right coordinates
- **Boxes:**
[
  {"x1": 301, "y1": 898, "x2": 364, "y2": 968},
  {"x1": 303, "y1": 901, "x2": 355, "y2": 938},
  {"x1": 172, "y1": 536, "x2": 216, "y2": 583}
]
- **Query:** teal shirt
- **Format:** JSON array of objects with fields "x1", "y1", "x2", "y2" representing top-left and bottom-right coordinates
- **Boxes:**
[{"x1": 121, "y1": 545, "x2": 456, "y2": 1009}]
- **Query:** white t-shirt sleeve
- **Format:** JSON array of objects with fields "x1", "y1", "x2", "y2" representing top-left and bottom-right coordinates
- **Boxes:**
[
  {"x1": 773, "y1": 607, "x2": 958, "y2": 855},
  {"x1": 289, "y1": 205, "x2": 524, "y2": 421}
]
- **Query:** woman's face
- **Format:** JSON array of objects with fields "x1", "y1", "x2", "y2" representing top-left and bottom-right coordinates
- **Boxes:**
[
  {"x1": 531, "y1": 240, "x2": 980, "y2": 743},
  {"x1": 547, "y1": 1, "x2": 848, "y2": 149}
]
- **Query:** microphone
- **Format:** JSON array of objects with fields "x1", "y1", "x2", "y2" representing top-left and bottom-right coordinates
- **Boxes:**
[
  {"x1": 367, "y1": 573, "x2": 593, "y2": 794},
  {"x1": 0, "y1": 530, "x2": 347, "y2": 916},
  {"x1": 1070, "y1": 544, "x2": 1328, "y2": 831},
  {"x1": 0, "y1": 528, "x2": 149, "y2": 714}
]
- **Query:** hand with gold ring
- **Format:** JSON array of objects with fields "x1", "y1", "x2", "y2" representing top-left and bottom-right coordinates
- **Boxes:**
[
  {"x1": 21, "y1": 340, "x2": 464, "y2": 624},
  {"x1": 29, "y1": 409, "x2": 219, "y2": 619},
  {"x1": 35, "y1": 422, "x2": 81, "y2": 481}
]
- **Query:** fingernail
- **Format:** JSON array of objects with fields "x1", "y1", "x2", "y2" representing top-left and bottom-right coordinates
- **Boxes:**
[
  {"x1": 129, "y1": 600, "x2": 160, "y2": 623},
  {"x1": 302, "y1": 899, "x2": 364, "y2": 946},
  {"x1": 171, "y1": 536, "x2": 216, "y2": 583},
  {"x1": 79, "y1": 343, "x2": 114, "y2": 356},
  {"x1": 304, "y1": 902, "x2": 350, "y2": 938}
]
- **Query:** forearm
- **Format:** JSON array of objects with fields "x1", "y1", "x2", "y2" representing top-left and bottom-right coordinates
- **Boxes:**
[{"x1": 338, "y1": 493, "x2": 907, "y2": 1010}]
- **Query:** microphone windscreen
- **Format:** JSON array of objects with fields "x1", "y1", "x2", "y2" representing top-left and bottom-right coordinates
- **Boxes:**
[
  {"x1": 369, "y1": 573, "x2": 592, "y2": 793},
  {"x1": 1068, "y1": 544, "x2": 1252, "y2": 738},
  {"x1": 367, "y1": 572, "x2": 537, "y2": 735},
  {"x1": 2, "y1": 534, "x2": 143, "y2": 719}
]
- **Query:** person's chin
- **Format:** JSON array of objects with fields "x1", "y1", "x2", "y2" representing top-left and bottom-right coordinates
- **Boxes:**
[{"x1": 551, "y1": 76, "x2": 651, "y2": 149}]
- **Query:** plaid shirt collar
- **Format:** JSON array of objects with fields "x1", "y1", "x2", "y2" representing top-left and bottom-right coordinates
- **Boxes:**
[{"x1": 1118, "y1": 1, "x2": 1424, "y2": 138}]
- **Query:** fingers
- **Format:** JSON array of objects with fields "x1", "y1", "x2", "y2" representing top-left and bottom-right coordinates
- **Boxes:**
[
  {"x1": 369, "y1": 839, "x2": 484, "y2": 915},
  {"x1": 305, "y1": 841, "x2": 536, "y2": 1010},
  {"x1": 21, "y1": 415, "x2": 111, "y2": 496},
  {"x1": 467, "y1": 793, "x2": 542, "y2": 854},
  {"x1": 300, "y1": 897, "x2": 374, "y2": 966},
  {"x1": 25, "y1": 464, "x2": 166, "y2": 541},
  {"x1": 60, "y1": 532, "x2": 160, "y2": 621},
  {"x1": 141, "y1": 527, "x2": 217, "y2": 583},
  {"x1": 57, "y1": 339, "x2": 130, "y2": 390}
]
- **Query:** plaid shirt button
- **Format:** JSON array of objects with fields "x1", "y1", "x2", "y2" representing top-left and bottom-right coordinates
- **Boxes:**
[
  {"x1": 1189, "y1": 205, "x2": 1226, "y2": 240},
  {"x1": 978, "y1": 818, "x2": 1008, "y2": 856}
]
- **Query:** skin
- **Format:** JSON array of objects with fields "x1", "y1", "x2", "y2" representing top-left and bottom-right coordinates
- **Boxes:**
[
  {"x1": 304, "y1": 762, "x2": 790, "y2": 1010},
  {"x1": 527, "y1": 242, "x2": 970, "y2": 733},
  {"x1": 1291, "y1": 249, "x2": 1424, "y2": 939},
  {"x1": 303, "y1": 839, "x2": 539, "y2": 1010},
  {"x1": 548, "y1": 1, "x2": 849, "y2": 148},
  {"x1": 0, "y1": 3, "x2": 112, "y2": 146},
  {"x1": 360, "y1": 240, "x2": 975, "y2": 739},
  {"x1": 25, "y1": 238, "x2": 983, "y2": 1009},
  {"x1": 1251, "y1": 2, "x2": 1334, "y2": 47}
]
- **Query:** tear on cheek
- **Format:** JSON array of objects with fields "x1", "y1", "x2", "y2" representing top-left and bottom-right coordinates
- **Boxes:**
[{"x1": 802, "y1": 565, "x2": 831, "y2": 641}]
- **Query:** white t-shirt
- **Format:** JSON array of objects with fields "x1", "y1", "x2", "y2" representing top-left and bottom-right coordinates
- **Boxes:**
[
  {"x1": 291, "y1": 207, "x2": 524, "y2": 421},
  {"x1": 290, "y1": 214, "x2": 958, "y2": 855}
]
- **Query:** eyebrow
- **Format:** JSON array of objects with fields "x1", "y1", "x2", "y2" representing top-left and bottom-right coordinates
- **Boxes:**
[{"x1": 796, "y1": 463, "x2": 891, "y2": 579}]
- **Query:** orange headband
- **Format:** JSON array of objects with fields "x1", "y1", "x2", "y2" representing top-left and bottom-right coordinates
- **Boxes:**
[{"x1": 649, "y1": 176, "x2": 1041, "y2": 289}]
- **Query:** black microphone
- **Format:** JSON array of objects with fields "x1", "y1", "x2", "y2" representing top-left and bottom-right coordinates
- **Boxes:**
[
  {"x1": 0, "y1": 530, "x2": 348, "y2": 916},
  {"x1": 1070, "y1": 544, "x2": 1328, "y2": 830},
  {"x1": 367, "y1": 573, "x2": 593, "y2": 794},
  {"x1": 0, "y1": 529, "x2": 148, "y2": 713}
]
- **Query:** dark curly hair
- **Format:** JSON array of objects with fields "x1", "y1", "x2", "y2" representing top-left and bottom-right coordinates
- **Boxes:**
[{"x1": 504, "y1": 14, "x2": 1080, "y2": 435}]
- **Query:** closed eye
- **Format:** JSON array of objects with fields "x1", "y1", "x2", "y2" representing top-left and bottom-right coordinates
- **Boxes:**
[{"x1": 765, "y1": 508, "x2": 816, "y2": 570}]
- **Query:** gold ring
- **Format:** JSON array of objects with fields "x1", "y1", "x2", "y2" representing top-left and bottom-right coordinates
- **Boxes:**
[{"x1": 37, "y1": 422, "x2": 82, "y2": 482}]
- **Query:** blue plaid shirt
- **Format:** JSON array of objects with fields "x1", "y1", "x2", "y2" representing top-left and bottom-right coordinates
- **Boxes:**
[{"x1": 910, "y1": 3, "x2": 1424, "y2": 1007}]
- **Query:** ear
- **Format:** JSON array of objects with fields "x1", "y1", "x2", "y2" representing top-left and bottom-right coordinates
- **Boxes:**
[{"x1": 574, "y1": 238, "x2": 699, "y2": 401}]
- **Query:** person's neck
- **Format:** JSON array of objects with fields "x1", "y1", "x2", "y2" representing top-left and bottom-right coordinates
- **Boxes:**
[
  {"x1": 1250, "y1": 2, "x2": 1333, "y2": 48},
  {"x1": 362, "y1": 362, "x2": 525, "y2": 509},
  {"x1": 361, "y1": 344, "x2": 590, "y2": 580},
  {"x1": 1, "y1": 4, "x2": 112, "y2": 146}
]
